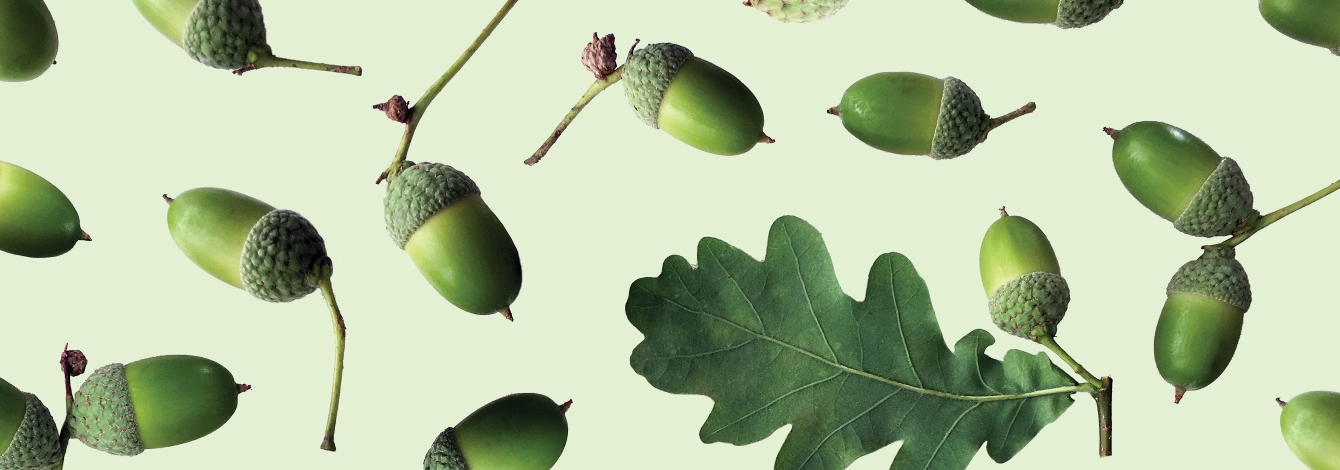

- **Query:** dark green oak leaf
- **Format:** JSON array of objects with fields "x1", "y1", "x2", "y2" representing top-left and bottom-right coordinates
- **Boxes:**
[{"x1": 627, "y1": 215, "x2": 1085, "y2": 470}]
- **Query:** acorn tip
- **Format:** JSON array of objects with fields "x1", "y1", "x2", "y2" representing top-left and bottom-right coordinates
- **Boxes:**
[
  {"x1": 559, "y1": 399, "x2": 573, "y2": 412},
  {"x1": 1174, "y1": 386, "x2": 1186, "y2": 404},
  {"x1": 500, "y1": 306, "x2": 514, "y2": 322}
]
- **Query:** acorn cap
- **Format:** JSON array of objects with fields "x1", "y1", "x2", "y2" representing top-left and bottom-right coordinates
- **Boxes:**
[
  {"x1": 749, "y1": 0, "x2": 850, "y2": 23},
  {"x1": 1172, "y1": 157, "x2": 1259, "y2": 237},
  {"x1": 182, "y1": 0, "x2": 267, "y2": 69},
  {"x1": 384, "y1": 162, "x2": 482, "y2": 250},
  {"x1": 1166, "y1": 245, "x2": 1251, "y2": 312},
  {"x1": 240, "y1": 209, "x2": 327, "y2": 303},
  {"x1": 929, "y1": 77, "x2": 990, "y2": 160},
  {"x1": 422, "y1": 427, "x2": 466, "y2": 470},
  {"x1": 623, "y1": 43, "x2": 694, "y2": 129},
  {"x1": 988, "y1": 272, "x2": 1070, "y2": 340},
  {"x1": 0, "y1": 393, "x2": 61, "y2": 469},
  {"x1": 70, "y1": 363, "x2": 145, "y2": 456},
  {"x1": 1056, "y1": 0, "x2": 1123, "y2": 29}
]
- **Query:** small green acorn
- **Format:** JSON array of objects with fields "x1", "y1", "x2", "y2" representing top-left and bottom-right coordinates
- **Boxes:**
[
  {"x1": 1279, "y1": 391, "x2": 1340, "y2": 470},
  {"x1": 131, "y1": 0, "x2": 360, "y2": 75},
  {"x1": 0, "y1": 377, "x2": 60, "y2": 469},
  {"x1": 384, "y1": 162, "x2": 522, "y2": 320},
  {"x1": 0, "y1": 0, "x2": 57, "y2": 82},
  {"x1": 623, "y1": 42, "x2": 771, "y2": 156},
  {"x1": 828, "y1": 72, "x2": 1035, "y2": 159},
  {"x1": 1261, "y1": 0, "x2": 1340, "y2": 56},
  {"x1": 166, "y1": 187, "x2": 328, "y2": 303},
  {"x1": 1153, "y1": 245, "x2": 1250, "y2": 404},
  {"x1": 423, "y1": 393, "x2": 570, "y2": 470},
  {"x1": 744, "y1": 0, "x2": 849, "y2": 23},
  {"x1": 965, "y1": 0, "x2": 1123, "y2": 28},
  {"x1": 0, "y1": 161, "x2": 89, "y2": 258},
  {"x1": 1107, "y1": 121, "x2": 1259, "y2": 237},
  {"x1": 69, "y1": 355, "x2": 247, "y2": 456},
  {"x1": 979, "y1": 208, "x2": 1069, "y2": 341}
]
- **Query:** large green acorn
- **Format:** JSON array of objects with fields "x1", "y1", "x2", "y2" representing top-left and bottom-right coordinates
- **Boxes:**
[
  {"x1": 131, "y1": 0, "x2": 360, "y2": 75},
  {"x1": 744, "y1": 0, "x2": 849, "y2": 23},
  {"x1": 979, "y1": 208, "x2": 1069, "y2": 341},
  {"x1": 0, "y1": 0, "x2": 57, "y2": 82},
  {"x1": 1261, "y1": 0, "x2": 1340, "y2": 55},
  {"x1": 69, "y1": 355, "x2": 246, "y2": 456},
  {"x1": 423, "y1": 393, "x2": 570, "y2": 470},
  {"x1": 1108, "y1": 121, "x2": 1259, "y2": 237},
  {"x1": 965, "y1": 0, "x2": 1123, "y2": 28},
  {"x1": 828, "y1": 72, "x2": 1035, "y2": 159},
  {"x1": 1279, "y1": 391, "x2": 1340, "y2": 470},
  {"x1": 384, "y1": 162, "x2": 522, "y2": 320},
  {"x1": 166, "y1": 187, "x2": 327, "y2": 303},
  {"x1": 623, "y1": 42, "x2": 770, "y2": 156},
  {"x1": 0, "y1": 161, "x2": 89, "y2": 258},
  {"x1": 1153, "y1": 245, "x2": 1250, "y2": 404},
  {"x1": 0, "y1": 377, "x2": 60, "y2": 469}
]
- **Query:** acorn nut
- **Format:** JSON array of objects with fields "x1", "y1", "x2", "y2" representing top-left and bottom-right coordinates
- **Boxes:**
[
  {"x1": 623, "y1": 43, "x2": 770, "y2": 156},
  {"x1": 745, "y1": 0, "x2": 849, "y2": 23},
  {"x1": 384, "y1": 162, "x2": 522, "y2": 320},
  {"x1": 423, "y1": 393, "x2": 570, "y2": 470},
  {"x1": 828, "y1": 72, "x2": 1035, "y2": 159},
  {"x1": 1154, "y1": 245, "x2": 1250, "y2": 404},
  {"x1": 0, "y1": 161, "x2": 89, "y2": 258},
  {"x1": 1279, "y1": 391, "x2": 1340, "y2": 470},
  {"x1": 69, "y1": 355, "x2": 245, "y2": 456},
  {"x1": 0, "y1": 0, "x2": 57, "y2": 82},
  {"x1": 1261, "y1": 0, "x2": 1340, "y2": 56},
  {"x1": 0, "y1": 377, "x2": 61, "y2": 469},
  {"x1": 966, "y1": 0, "x2": 1123, "y2": 28},
  {"x1": 979, "y1": 208, "x2": 1068, "y2": 342},
  {"x1": 1108, "y1": 121, "x2": 1259, "y2": 237}
]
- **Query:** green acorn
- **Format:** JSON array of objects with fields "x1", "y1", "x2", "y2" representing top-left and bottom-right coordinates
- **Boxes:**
[
  {"x1": 1279, "y1": 391, "x2": 1340, "y2": 470},
  {"x1": 0, "y1": 0, "x2": 57, "y2": 82},
  {"x1": 131, "y1": 0, "x2": 360, "y2": 75},
  {"x1": 623, "y1": 42, "x2": 770, "y2": 156},
  {"x1": 384, "y1": 162, "x2": 522, "y2": 320},
  {"x1": 965, "y1": 0, "x2": 1123, "y2": 28},
  {"x1": 0, "y1": 377, "x2": 60, "y2": 469},
  {"x1": 423, "y1": 393, "x2": 570, "y2": 470},
  {"x1": 828, "y1": 72, "x2": 1035, "y2": 159},
  {"x1": 1108, "y1": 121, "x2": 1259, "y2": 237},
  {"x1": 1261, "y1": 0, "x2": 1340, "y2": 55},
  {"x1": 0, "y1": 161, "x2": 89, "y2": 258},
  {"x1": 69, "y1": 355, "x2": 246, "y2": 456},
  {"x1": 166, "y1": 187, "x2": 328, "y2": 303},
  {"x1": 744, "y1": 0, "x2": 849, "y2": 23},
  {"x1": 1153, "y1": 245, "x2": 1250, "y2": 404},
  {"x1": 979, "y1": 208, "x2": 1068, "y2": 341}
]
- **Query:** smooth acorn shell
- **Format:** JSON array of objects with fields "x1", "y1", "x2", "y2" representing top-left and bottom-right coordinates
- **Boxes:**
[
  {"x1": 979, "y1": 213, "x2": 1062, "y2": 296},
  {"x1": 132, "y1": 0, "x2": 199, "y2": 46},
  {"x1": 1111, "y1": 121, "x2": 1222, "y2": 222},
  {"x1": 836, "y1": 72, "x2": 944, "y2": 155},
  {"x1": 1281, "y1": 391, "x2": 1340, "y2": 470},
  {"x1": 0, "y1": 161, "x2": 83, "y2": 258},
  {"x1": 166, "y1": 187, "x2": 275, "y2": 289},
  {"x1": 125, "y1": 355, "x2": 239, "y2": 449},
  {"x1": 1153, "y1": 293, "x2": 1244, "y2": 395},
  {"x1": 657, "y1": 57, "x2": 766, "y2": 156},
  {"x1": 405, "y1": 194, "x2": 522, "y2": 316},
  {"x1": 966, "y1": 0, "x2": 1061, "y2": 24},
  {"x1": 0, "y1": 0, "x2": 57, "y2": 82},
  {"x1": 1261, "y1": 0, "x2": 1340, "y2": 51},
  {"x1": 455, "y1": 393, "x2": 568, "y2": 470}
]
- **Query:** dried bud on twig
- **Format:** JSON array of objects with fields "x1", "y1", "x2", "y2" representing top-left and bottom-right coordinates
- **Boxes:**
[
  {"x1": 582, "y1": 33, "x2": 617, "y2": 80},
  {"x1": 61, "y1": 347, "x2": 87, "y2": 377},
  {"x1": 373, "y1": 95, "x2": 412, "y2": 124}
]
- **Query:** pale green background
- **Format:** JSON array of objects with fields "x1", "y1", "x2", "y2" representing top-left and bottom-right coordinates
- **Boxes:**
[{"x1": 1, "y1": 0, "x2": 1337, "y2": 468}]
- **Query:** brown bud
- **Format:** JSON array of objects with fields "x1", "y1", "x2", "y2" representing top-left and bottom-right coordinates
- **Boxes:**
[
  {"x1": 61, "y1": 348, "x2": 87, "y2": 377},
  {"x1": 582, "y1": 33, "x2": 617, "y2": 80},
  {"x1": 373, "y1": 95, "x2": 412, "y2": 124}
]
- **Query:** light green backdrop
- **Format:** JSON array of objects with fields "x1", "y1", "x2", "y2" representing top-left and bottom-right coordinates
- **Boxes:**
[{"x1": 1, "y1": 0, "x2": 1336, "y2": 469}]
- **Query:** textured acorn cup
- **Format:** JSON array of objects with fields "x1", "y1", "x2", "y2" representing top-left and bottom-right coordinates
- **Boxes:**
[
  {"x1": 1154, "y1": 245, "x2": 1250, "y2": 404},
  {"x1": 385, "y1": 162, "x2": 522, "y2": 318},
  {"x1": 423, "y1": 393, "x2": 569, "y2": 470},
  {"x1": 1261, "y1": 0, "x2": 1340, "y2": 55},
  {"x1": 745, "y1": 0, "x2": 850, "y2": 23},
  {"x1": 0, "y1": 377, "x2": 60, "y2": 469},
  {"x1": 828, "y1": 72, "x2": 1034, "y2": 159},
  {"x1": 623, "y1": 43, "x2": 769, "y2": 156},
  {"x1": 0, "y1": 0, "x2": 57, "y2": 82},
  {"x1": 979, "y1": 210, "x2": 1068, "y2": 341},
  {"x1": 0, "y1": 161, "x2": 88, "y2": 258},
  {"x1": 69, "y1": 355, "x2": 243, "y2": 456},
  {"x1": 965, "y1": 0, "x2": 1123, "y2": 28},
  {"x1": 166, "y1": 187, "x2": 327, "y2": 302},
  {"x1": 1280, "y1": 391, "x2": 1340, "y2": 470},
  {"x1": 1109, "y1": 121, "x2": 1259, "y2": 237}
]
